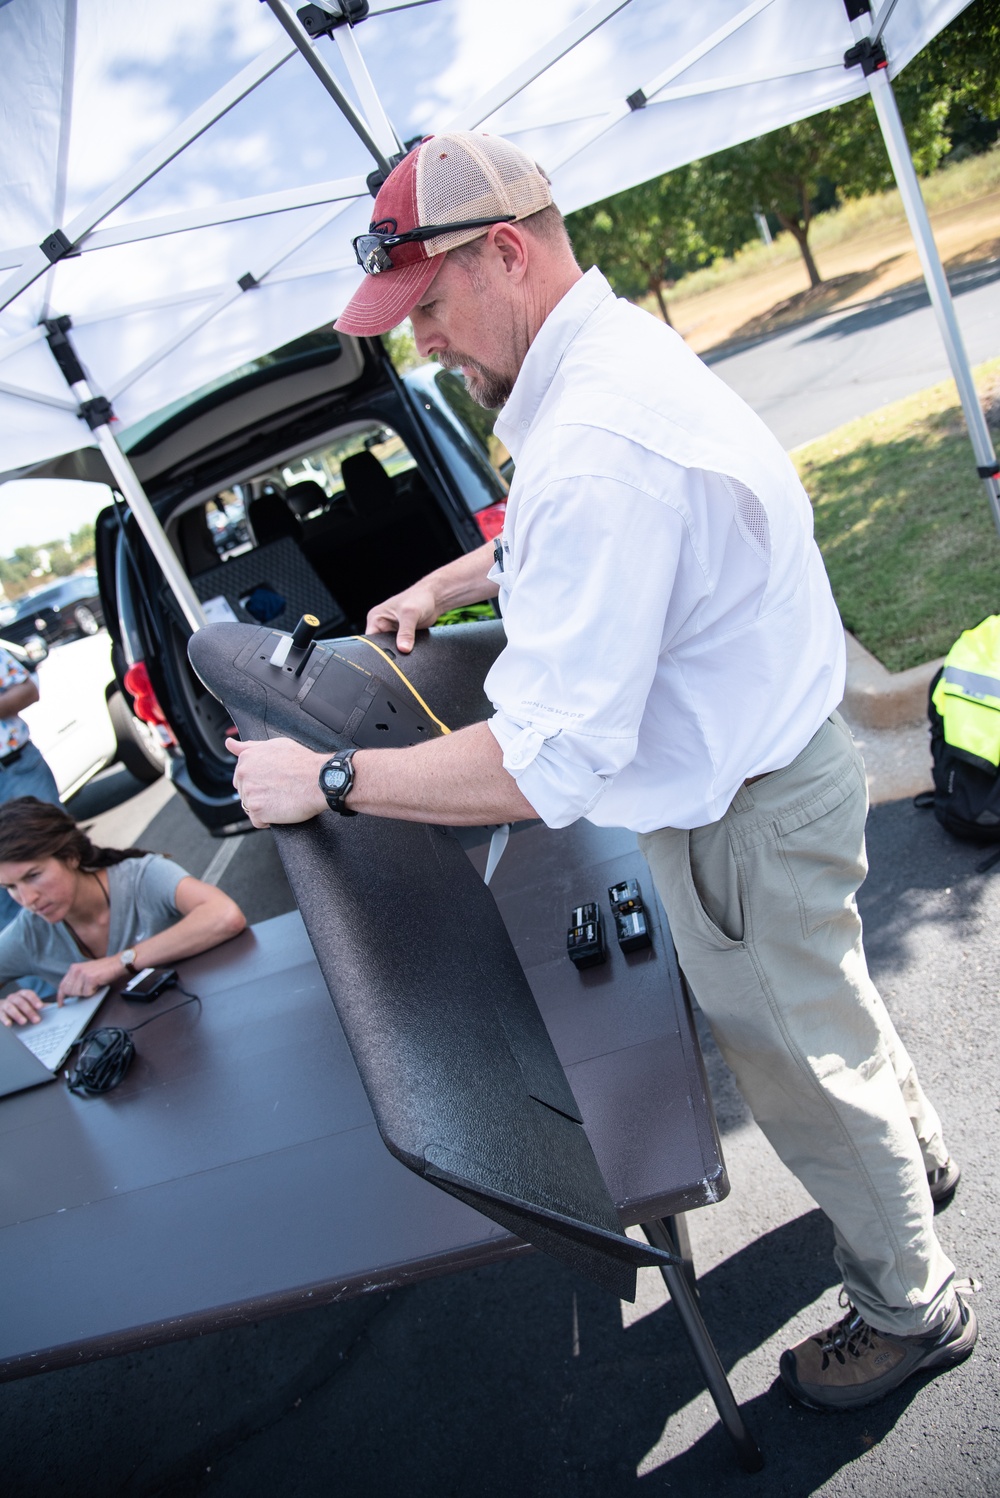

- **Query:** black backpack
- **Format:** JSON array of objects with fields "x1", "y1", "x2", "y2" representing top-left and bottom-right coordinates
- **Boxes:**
[{"x1": 917, "y1": 660, "x2": 1000, "y2": 871}]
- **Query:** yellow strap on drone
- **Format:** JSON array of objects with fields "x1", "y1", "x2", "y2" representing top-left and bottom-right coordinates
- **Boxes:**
[{"x1": 351, "y1": 636, "x2": 452, "y2": 735}]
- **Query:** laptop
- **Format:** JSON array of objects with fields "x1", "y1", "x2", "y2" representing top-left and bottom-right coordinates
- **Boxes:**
[{"x1": 0, "y1": 989, "x2": 109, "y2": 1097}]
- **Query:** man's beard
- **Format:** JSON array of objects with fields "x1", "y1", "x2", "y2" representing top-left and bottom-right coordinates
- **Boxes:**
[{"x1": 438, "y1": 353, "x2": 512, "y2": 410}]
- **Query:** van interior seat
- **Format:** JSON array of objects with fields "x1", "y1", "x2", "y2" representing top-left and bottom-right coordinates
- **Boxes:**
[
  {"x1": 285, "y1": 479, "x2": 329, "y2": 520},
  {"x1": 247, "y1": 492, "x2": 300, "y2": 545},
  {"x1": 177, "y1": 506, "x2": 224, "y2": 577},
  {"x1": 298, "y1": 451, "x2": 462, "y2": 626},
  {"x1": 188, "y1": 535, "x2": 350, "y2": 637},
  {"x1": 340, "y1": 450, "x2": 395, "y2": 514}
]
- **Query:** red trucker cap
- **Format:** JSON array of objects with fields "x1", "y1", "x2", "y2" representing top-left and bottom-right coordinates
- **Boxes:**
[{"x1": 334, "y1": 131, "x2": 553, "y2": 337}]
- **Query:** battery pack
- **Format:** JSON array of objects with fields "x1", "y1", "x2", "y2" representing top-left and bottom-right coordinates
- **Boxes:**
[
  {"x1": 608, "y1": 878, "x2": 652, "y2": 953},
  {"x1": 566, "y1": 902, "x2": 607, "y2": 969}
]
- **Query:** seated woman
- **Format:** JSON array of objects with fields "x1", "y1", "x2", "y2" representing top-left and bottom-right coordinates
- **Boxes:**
[{"x1": 0, "y1": 796, "x2": 246, "y2": 1026}]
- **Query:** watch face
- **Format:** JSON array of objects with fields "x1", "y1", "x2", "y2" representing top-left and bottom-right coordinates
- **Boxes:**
[{"x1": 323, "y1": 765, "x2": 348, "y2": 792}]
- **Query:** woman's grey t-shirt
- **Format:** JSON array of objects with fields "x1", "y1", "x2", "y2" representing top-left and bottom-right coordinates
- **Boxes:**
[{"x1": 0, "y1": 854, "x2": 189, "y2": 990}]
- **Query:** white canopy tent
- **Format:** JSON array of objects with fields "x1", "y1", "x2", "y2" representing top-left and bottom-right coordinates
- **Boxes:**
[{"x1": 1, "y1": 0, "x2": 997, "y2": 617}]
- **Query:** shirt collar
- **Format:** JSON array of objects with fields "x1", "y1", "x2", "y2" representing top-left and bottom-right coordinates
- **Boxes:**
[{"x1": 494, "y1": 266, "x2": 614, "y2": 462}]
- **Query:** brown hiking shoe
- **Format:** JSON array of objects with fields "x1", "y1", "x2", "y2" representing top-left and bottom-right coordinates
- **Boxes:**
[
  {"x1": 927, "y1": 1156, "x2": 961, "y2": 1210},
  {"x1": 780, "y1": 1294, "x2": 977, "y2": 1411}
]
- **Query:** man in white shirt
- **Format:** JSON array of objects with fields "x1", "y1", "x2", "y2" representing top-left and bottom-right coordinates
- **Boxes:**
[{"x1": 229, "y1": 132, "x2": 975, "y2": 1410}]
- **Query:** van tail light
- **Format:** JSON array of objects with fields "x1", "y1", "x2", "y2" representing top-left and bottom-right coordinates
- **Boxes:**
[
  {"x1": 123, "y1": 662, "x2": 176, "y2": 744},
  {"x1": 474, "y1": 499, "x2": 507, "y2": 542}
]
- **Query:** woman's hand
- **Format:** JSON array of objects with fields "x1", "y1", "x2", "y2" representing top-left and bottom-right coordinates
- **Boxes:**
[
  {"x1": 57, "y1": 956, "x2": 125, "y2": 1003},
  {"x1": 0, "y1": 989, "x2": 46, "y2": 1026}
]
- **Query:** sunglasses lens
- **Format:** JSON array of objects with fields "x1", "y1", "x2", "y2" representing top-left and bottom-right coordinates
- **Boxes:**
[{"x1": 354, "y1": 236, "x2": 393, "y2": 275}]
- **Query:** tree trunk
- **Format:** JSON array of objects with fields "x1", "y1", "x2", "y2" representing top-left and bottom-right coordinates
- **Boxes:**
[
  {"x1": 649, "y1": 277, "x2": 673, "y2": 327},
  {"x1": 776, "y1": 213, "x2": 822, "y2": 288}
]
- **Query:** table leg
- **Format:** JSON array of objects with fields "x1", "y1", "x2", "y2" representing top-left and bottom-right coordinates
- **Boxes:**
[
  {"x1": 662, "y1": 1212, "x2": 698, "y2": 1298},
  {"x1": 642, "y1": 1218, "x2": 764, "y2": 1474}
]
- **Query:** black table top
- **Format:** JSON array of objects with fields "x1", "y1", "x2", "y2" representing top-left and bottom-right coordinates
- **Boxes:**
[{"x1": 0, "y1": 820, "x2": 725, "y2": 1380}]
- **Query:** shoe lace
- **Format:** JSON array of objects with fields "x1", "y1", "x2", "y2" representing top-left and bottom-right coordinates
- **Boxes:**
[{"x1": 814, "y1": 1296, "x2": 878, "y2": 1369}]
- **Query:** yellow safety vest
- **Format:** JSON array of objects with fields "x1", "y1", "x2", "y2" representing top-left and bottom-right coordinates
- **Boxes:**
[{"x1": 932, "y1": 615, "x2": 1000, "y2": 770}]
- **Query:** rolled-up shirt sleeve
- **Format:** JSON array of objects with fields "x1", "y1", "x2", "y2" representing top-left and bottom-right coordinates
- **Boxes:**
[{"x1": 485, "y1": 466, "x2": 693, "y2": 828}]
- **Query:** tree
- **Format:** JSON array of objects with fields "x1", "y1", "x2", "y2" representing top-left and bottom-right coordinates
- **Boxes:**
[
  {"x1": 901, "y1": 0, "x2": 1000, "y2": 153},
  {"x1": 382, "y1": 322, "x2": 426, "y2": 374},
  {"x1": 0, "y1": 555, "x2": 34, "y2": 598},
  {"x1": 566, "y1": 166, "x2": 727, "y2": 326},
  {"x1": 69, "y1": 521, "x2": 95, "y2": 569},
  {"x1": 707, "y1": 89, "x2": 950, "y2": 288},
  {"x1": 44, "y1": 542, "x2": 75, "y2": 577}
]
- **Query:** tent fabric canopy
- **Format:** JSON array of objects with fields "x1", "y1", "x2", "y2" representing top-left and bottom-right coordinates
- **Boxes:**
[{"x1": 0, "y1": 0, "x2": 972, "y2": 476}]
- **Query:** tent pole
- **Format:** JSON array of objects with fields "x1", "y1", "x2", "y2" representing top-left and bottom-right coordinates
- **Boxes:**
[
  {"x1": 42, "y1": 319, "x2": 207, "y2": 634},
  {"x1": 89, "y1": 423, "x2": 208, "y2": 634},
  {"x1": 262, "y1": 0, "x2": 394, "y2": 175},
  {"x1": 862, "y1": 65, "x2": 1000, "y2": 537}
]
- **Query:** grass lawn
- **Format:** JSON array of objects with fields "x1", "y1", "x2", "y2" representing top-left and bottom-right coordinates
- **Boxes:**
[{"x1": 792, "y1": 357, "x2": 1000, "y2": 672}]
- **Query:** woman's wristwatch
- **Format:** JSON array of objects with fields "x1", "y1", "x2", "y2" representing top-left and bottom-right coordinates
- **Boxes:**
[
  {"x1": 119, "y1": 948, "x2": 139, "y2": 977},
  {"x1": 318, "y1": 748, "x2": 358, "y2": 815}
]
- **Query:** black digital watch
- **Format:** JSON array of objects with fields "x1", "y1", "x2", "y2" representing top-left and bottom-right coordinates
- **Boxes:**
[{"x1": 318, "y1": 748, "x2": 358, "y2": 815}]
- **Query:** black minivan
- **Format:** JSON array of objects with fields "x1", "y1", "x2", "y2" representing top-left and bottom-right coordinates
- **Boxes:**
[{"x1": 95, "y1": 327, "x2": 509, "y2": 833}]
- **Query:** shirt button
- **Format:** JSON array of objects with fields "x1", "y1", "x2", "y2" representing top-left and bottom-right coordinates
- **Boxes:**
[{"x1": 509, "y1": 751, "x2": 522, "y2": 765}]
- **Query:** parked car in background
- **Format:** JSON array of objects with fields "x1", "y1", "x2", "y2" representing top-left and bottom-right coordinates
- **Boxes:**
[
  {"x1": 94, "y1": 325, "x2": 510, "y2": 833},
  {"x1": 0, "y1": 630, "x2": 47, "y2": 666},
  {"x1": 2, "y1": 572, "x2": 105, "y2": 649},
  {"x1": 14, "y1": 631, "x2": 167, "y2": 802}
]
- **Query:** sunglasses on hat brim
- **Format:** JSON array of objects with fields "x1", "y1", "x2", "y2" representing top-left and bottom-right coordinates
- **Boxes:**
[{"x1": 352, "y1": 215, "x2": 516, "y2": 276}]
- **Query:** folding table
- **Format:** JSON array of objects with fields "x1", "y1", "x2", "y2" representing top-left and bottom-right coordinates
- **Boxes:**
[{"x1": 0, "y1": 819, "x2": 761, "y2": 1471}]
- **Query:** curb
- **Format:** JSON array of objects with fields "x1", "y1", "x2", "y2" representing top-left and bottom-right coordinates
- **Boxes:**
[{"x1": 843, "y1": 630, "x2": 941, "y2": 731}]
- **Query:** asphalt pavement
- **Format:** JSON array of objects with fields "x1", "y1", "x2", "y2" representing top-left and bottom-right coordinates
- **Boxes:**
[{"x1": 707, "y1": 257, "x2": 1000, "y2": 450}]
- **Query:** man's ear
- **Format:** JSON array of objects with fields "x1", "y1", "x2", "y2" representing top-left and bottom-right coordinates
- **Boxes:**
[{"x1": 488, "y1": 222, "x2": 530, "y2": 281}]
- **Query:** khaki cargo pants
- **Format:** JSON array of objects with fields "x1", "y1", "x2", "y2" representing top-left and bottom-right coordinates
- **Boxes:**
[{"x1": 638, "y1": 711, "x2": 955, "y2": 1336}]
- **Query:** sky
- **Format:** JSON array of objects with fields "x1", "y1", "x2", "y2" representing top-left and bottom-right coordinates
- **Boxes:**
[{"x1": 0, "y1": 478, "x2": 112, "y2": 555}]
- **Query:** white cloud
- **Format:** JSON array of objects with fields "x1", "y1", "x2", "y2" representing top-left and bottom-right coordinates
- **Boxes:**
[{"x1": 0, "y1": 480, "x2": 112, "y2": 556}]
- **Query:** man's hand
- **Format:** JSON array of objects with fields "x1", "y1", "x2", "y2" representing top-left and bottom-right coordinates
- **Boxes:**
[
  {"x1": 227, "y1": 736, "x2": 328, "y2": 828},
  {"x1": 364, "y1": 540, "x2": 499, "y2": 653},
  {"x1": 365, "y1": 578, "x2": 442, "y2": 654},
  {"x1": 0, "y1": 989, "x2": 45, "y2": 1026}
]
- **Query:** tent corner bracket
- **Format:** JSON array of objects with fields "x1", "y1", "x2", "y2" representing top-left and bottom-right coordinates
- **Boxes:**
[
  {"x1": 80, "y1": 396, "x2": 115, "y2": 430},
  {"x1": 297, "y1": 2, "x2": 370, "y2": 40},
  {"x1": 39, "y1": 230, "x2": 80, "y2": 264},
  {"x1": 844, "y1": 37, "x2": 887, "y2": 75}
]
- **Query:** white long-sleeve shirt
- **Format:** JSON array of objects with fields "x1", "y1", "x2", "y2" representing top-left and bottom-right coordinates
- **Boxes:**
[{"x1": 485, "y1": 268, "x2": 845, "y2": 833}]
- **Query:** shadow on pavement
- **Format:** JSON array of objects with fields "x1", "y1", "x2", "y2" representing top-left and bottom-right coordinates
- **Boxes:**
[
  {"x1": 7, "y1": 1213, "x2": 844, "y2": 1498},
  {"x1": 860, "y1": 795, "x2": 996, "y2": 972},
  {"x1": 65, "y1": 763, "x2": 150, "y2": 820},
  {"x1": 801, "y1": 257, "x2": 1000, "y2": 346},
  {"x1": 702, "y1": 253, "x2": 1000, "y2": 365}
]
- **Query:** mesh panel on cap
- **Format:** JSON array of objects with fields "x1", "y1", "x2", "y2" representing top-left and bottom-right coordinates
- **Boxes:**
[{"x1": 417, "y1": 134, "x2": 552, "y2": 258}]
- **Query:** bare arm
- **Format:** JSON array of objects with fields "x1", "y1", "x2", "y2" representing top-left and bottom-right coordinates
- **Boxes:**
[
  {"x1": 365, "y1": 539, "x2": 498, "y2": 653},
  {"x1": 0, "y1": 677, "x2": 39, "y2": 717},
  {"x1": 228, "y1": 720, "x2": 537, "y2": 829},
  {"x1": 54, "y1": 878, "x2": 247, "y2": 1001}
]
